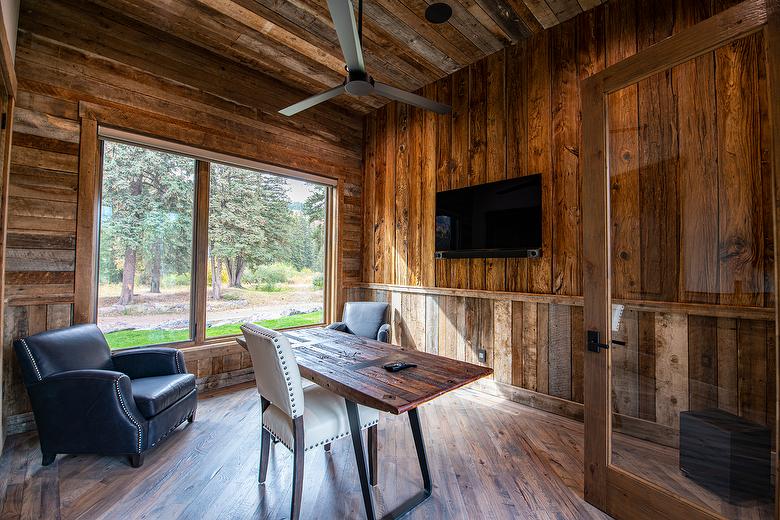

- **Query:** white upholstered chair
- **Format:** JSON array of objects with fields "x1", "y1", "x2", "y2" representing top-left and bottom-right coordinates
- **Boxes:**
[{"x1": 241, "y1": 323, "x2": 380, "y2": 520}]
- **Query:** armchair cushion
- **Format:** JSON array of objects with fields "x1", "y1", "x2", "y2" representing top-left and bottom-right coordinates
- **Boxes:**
[
  {"x1": 112, "y1": 347, "x2": 185, "y2": 379},
  {"x1": 131, "y1": 374, "x2": 196, "y2": 419},
  {"x1": 262, "y1": 384, "x2": 379, "y2": 451}
]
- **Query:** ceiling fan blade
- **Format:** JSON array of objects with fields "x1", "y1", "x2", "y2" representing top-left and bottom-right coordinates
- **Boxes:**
[
  {"x1": 373, "y1": 82, "x2": 452, "y2": 114},
  {"x1": 327, "y1": 0, "x2": 365, "y2": 73},
  {"x1": 279, "y1": 85, "x2": 346, "y2": 116}
]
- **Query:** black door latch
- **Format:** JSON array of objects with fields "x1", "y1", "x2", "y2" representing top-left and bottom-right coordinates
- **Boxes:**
[{"x1": 587, "y1": 330, "x2": 609, "y2": 353}]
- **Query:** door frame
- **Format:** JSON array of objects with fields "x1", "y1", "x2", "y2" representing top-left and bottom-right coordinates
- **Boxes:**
[{"x1": 581, "y1": 0, "x2": 780, "y2": 518}]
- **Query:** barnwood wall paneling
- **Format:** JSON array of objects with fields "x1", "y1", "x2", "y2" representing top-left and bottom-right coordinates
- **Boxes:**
[
  {"x1": 361, "y1": 0, "x2": 776, "y2": 437},
  {"x1": 1, "y1": 0, "x2": 365, "y2": 432}
]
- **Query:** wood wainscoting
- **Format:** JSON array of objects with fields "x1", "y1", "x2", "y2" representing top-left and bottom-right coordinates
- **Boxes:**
[
  {"x1": 348, "y1": 285, "x2": 777, "y2": 450},
  {"x1": 1, "y1": 0, "x2": 365, "y2": 436}
]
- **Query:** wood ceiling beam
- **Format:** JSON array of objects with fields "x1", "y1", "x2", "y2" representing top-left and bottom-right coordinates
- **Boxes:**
[
  {"x1": 258, "y1": 0, "x2": 436, "y2": 90},
  {"x1": 85, "y1": 0, "x2": 380, "y2": 113},
  {"x1": 473, "y1": 0, "x2": 543, "y2": 41},
  {"x1": 522, "y1": 0, "x2": 560, "y2": 28},
  {"x1": 195, "y1": 0, "x2": 347, "y2": 75},
  {"x1": 546, "y1": 0, "x2": 584, "y2": 23}
]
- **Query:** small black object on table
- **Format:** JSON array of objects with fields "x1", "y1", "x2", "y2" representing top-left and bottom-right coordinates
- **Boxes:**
[{"x1": 680, "y1": 409, "x2": 771, "y2": 503}]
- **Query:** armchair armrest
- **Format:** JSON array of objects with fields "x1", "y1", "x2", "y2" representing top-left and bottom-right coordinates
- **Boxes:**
[
  {"x1": 28, "y1": 369, "x2": 147, "y2": 455},
  {"x1": 112, "y1": 347, "x2": 186, "y2": 379},
  {"x1": 377, "y1": 324, "x2": 391, "y2": 343},
  {"x1": 326, "y1": 322, "x2": 348, "y2": 333}
]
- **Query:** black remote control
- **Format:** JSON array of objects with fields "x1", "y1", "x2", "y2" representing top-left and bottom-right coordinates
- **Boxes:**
[{"x1": 383, "y1": 362, "x2": 417, "y2": 372}]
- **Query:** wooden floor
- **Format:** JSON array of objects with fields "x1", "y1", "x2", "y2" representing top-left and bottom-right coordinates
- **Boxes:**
[{"x1": 0, "y1": 383, "x2": 612, "y2": 519}]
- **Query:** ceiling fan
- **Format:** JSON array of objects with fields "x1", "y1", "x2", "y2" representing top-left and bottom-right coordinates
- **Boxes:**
[{"x1": 279, "y1": 0, "x2": 452, "y2": 116}]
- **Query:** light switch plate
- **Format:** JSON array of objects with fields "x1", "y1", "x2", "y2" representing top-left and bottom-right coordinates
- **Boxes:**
[{"x1": 478, "y1": 349, "x2": 486, "y2": 363}]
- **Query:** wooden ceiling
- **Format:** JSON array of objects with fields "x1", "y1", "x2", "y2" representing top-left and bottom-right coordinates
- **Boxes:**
[{"x1": 89, "y1": 0, "x2": 606, "y2": 115}]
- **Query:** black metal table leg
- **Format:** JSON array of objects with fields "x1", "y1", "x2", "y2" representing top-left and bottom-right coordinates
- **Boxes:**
[
  {"x1": 345, "y1": 401, "x2": 433, "y2": 520},
  {"x1": 346, "y1": 400, "x2": 378, "y2": 520}
]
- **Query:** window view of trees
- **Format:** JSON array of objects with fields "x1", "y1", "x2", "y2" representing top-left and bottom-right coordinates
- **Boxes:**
[
  {"x1": 96, "y1": 141, "x2": 327, "y2": 349},
  {"x1": 97, "y1": 141, "x2": 196, "y2": 348},
  {"x1": 206, "y1": 164, "x2": 325, "y2": 338}
]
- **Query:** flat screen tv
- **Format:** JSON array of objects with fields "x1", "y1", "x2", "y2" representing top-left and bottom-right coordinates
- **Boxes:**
[{"x1": 435, "y1": 174, "x2": 542, "y2": 259}]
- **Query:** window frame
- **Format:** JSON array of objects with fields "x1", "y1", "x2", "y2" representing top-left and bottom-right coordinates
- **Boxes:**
[{"x1": 85, "y1": 128, "x2": 338, "y2": 350}]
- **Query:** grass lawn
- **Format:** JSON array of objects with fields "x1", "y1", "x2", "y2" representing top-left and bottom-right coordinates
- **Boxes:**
[{"x1": 105, "y1": 311, "x2": 324, "y2": 350}]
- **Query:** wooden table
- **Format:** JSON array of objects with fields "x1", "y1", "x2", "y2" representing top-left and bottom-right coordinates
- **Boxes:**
[{"x1": 236, "y1": 327, "x2": 493, "y2": 520}]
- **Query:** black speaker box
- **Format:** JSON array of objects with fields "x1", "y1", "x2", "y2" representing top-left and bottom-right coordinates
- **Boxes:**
[{"x1": 679, "y1": 409, "x2": 771, "y2": 503}]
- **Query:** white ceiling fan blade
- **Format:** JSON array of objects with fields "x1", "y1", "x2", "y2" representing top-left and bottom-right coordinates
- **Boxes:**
[
  {"x1": 327, "y1": 0, "x2": 366, "y2": 73},
  {"x1": 373, "y1": 82, "x2": 452, "y2": 114},
  {"x1": 279, "y1": 85, "x2": 346, "y2": 116}
]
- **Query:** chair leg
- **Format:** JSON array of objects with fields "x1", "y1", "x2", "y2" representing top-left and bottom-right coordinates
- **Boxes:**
[
  {"x1": 129, "y1": 454, "x2": 144, "y2": 468},
  {"x1": 291, "y1": 416, "x2": 305, "y2": 520},
  {"x1": 324, "y1": 442, "x2": 331, "y2": 453},
  {"x1": 368, "y1": 424, "x2": 378, "y2": 486},
  {"x1": 41, "y1": 452, "x2": 56, "y2": 466},
  {"x1": 259, "y1": 427, "x2": 270, "y2": 484},
  {"x1": 259, "y1": 396, "x2": 271, "y2": 484}
]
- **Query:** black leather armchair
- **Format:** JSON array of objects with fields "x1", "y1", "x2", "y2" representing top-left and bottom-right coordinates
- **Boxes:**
[
  {"x1": 14, "y1": 324, "x2": 197, "y2": 467},
  {"x1": 326, "y1": 301, "x2": 390, "y2": 342}
]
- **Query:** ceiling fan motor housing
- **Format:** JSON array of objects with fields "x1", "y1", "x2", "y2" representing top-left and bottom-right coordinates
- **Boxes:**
[{"x1": 345, "y1": 69, "x2": 374, "y2": 96}]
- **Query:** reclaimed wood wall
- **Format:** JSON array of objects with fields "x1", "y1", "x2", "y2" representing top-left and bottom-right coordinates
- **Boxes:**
[
  {"x1": 360, "y1": 0, "x2": 776, "y2": 437},
  {"x1": 1, "y1": 0, "x2": 365, "y2": 433},
  {"x1": 362, "y1": 0, "x2": 772, "y2": 306},
  {"x1": 349, "y1": 286, "x2": 776, "y2": 442}
]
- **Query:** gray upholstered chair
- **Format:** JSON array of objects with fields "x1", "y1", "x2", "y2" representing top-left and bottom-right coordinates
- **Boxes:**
[
  {"x1": 326, "y1": 301, "x2": 390, "y2": 343},
  {"x1": 241, "y1": 323, "x2": 380, "y2": 520}
]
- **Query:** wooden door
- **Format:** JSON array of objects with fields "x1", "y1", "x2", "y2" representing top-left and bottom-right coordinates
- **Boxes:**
[{"x1": 582, "y1": 1, "x2": 780, "y2": 518}]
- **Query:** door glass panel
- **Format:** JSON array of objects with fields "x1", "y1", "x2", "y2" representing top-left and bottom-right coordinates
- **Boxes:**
[{"x1": 608, "y1": 33, "x2": 775, "y2": 518}]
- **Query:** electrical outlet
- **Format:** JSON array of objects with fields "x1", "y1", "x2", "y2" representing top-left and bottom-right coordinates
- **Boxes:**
[{"x1": 478, "y1": 349, "x2": 486, "y2": 363}]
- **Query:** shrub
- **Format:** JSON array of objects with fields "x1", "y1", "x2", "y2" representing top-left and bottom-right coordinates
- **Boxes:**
[
  {"x1": 253, "y1": 263, "x2": 295, "y2": 285},
  {"x1": 312, "y1": 272, "x2": 324, "y2": 289},
  {"x1": 164, "y1": 272, "x2": 191, "y2": 287},
  {"x1": 257, "y1": 282, "x2": 284, "y2": 292}
]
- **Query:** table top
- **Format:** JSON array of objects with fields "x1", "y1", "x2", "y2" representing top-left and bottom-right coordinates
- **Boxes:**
[{"x1": 236, "y1": 327, "x2": 493, "y2": 415}]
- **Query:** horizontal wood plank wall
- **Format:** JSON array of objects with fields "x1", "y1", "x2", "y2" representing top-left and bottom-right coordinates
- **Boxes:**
[
  {"x1": 350, "y1": 286, "x2": 777, "y2": 444},
  {"x1": 2, "y1": 0, "x2": 364, "y2": 430},
  {"x1": 360, "y1": 0, "x2": 775, "y2": 439}
]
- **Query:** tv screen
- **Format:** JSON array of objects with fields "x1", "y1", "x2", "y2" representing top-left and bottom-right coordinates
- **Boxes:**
[{"x1": 435, "y1": 174, "x2": 542, "y2": 259}]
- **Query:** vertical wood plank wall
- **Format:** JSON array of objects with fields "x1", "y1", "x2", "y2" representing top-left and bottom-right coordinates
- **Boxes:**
[
  {"x1": 1, "y1": 0, "x2": 365, "y2": 433},
  {"x1": 360, "y1": 0, "x2": 776, "y2": 439}
]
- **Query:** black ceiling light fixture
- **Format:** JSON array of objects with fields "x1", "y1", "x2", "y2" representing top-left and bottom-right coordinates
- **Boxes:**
[{"x1": 425, "y1": 2, "x2": 453, "y2": 24}]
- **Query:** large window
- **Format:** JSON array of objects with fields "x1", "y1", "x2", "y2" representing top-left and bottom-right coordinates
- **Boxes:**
[
  {"x1": 95, "y1": 139, "x2": 331, "y2": 350},
  {"x1": 205, "y1": 163, "x2": 326, "y2": 338}
]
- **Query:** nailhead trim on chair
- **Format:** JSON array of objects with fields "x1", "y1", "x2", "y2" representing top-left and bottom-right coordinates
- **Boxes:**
[
  {"x1": 261, "y1": 419, "x2": 380, "y2": 453},
  {"x1": 150, "y1": 412, "x2": 191, "y2": 447},
  {"x1": 242, "y1": 323, "x2": 301, "y2": 417},
  {"x1": 114, "y1": 379, "x2": 143, "y2": 453},
  {"x1": 20, "y1": 339, "x2": 42, "y2": 381}
]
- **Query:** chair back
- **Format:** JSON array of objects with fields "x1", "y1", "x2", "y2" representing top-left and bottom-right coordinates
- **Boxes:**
[
  {"x1": 342, "y1": 302, "x2": 389, "y2": 339},
  {"x1": 13, "y1": 324, "x2": 113, "y2": 386},
  {"x1": 241, "y1": 324, "x2": 304, "y2": 419}
]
